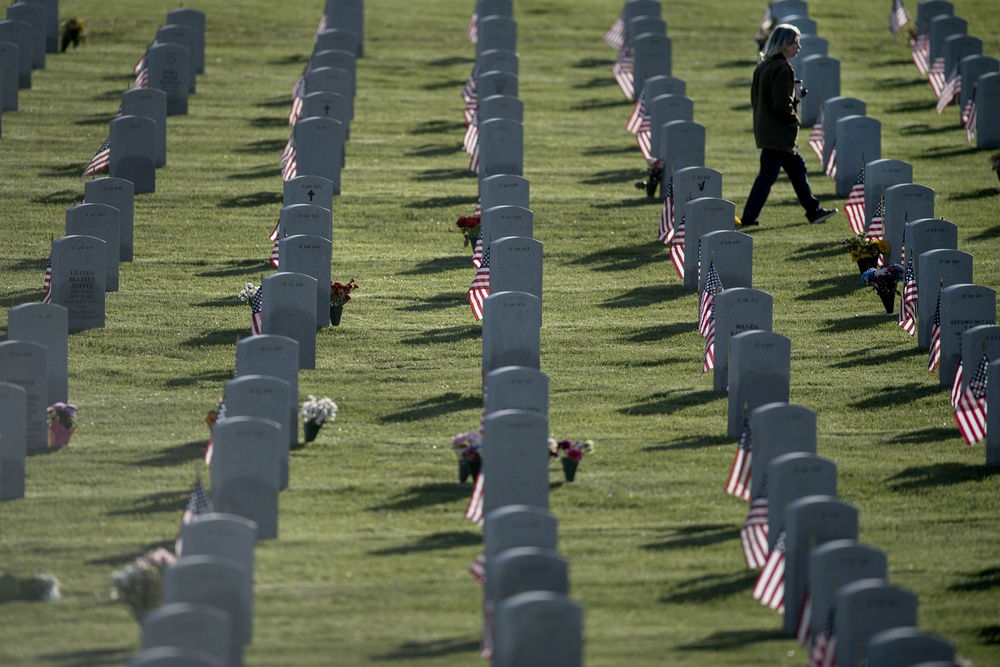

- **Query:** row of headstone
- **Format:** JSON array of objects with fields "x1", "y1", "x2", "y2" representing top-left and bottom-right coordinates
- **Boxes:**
[{"x1": 912, "y1": 1, "x2": 1000, "y2": 148}]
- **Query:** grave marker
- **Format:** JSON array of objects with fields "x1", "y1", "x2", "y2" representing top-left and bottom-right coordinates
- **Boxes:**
[
  {"x1": 7, "y1": 302, "x2": 68, "y2": 403},
  {"x1": 488, "y1": 546, "x2": 569, "y2": 650},
  {"x1": 49, "y1": 235, "x2": 106, "y2": 330},
  {"x1": 66, "y1": 203, "x2": 120, "y2": 292},
  {"x1": 0, "y1": 19, "x2": 32, "y2": 87},
  {"x1": 834, "y1": 115, "x2": 881, "y2": 197},
  {"x1": 235, "y1": 335, "x2": 300, "y2": 446},
  {"x1": 906, "y1": 215, "x2": 958, "y2": 275},
  {"x1": 29, "y1": 0, "x2": 57, "y2": 54},
  {"x1": 867, "y1": 627, "x2": 955, "y2": 667},
  {"x1": 627, "y1": 16, "x2": 666, "y2": 45},
  {"x1": 987, "y1": 359, "x2": 1000, "y2": 465},
  {"x1": 882, "y1": 184, "x2": 934, "y2": 267},
  {"x1": 916, "y1": 248, "x2": 972, "y2": 349},
  {"x1": 938, "y1": 284, "x2": 996, "y2": 387},
  {"x1": 681, "y1": 197, "x2": 735, "y2": 290},
  {"x1": 632, "y1": 33, "x2": 671, "y2": 99},
  {"x1": 915, "y1": 0, "x2": 953, "y2": 37},
  {"x1": 699, "y1": 230, "x2": 752, "y2": 294},
  {"x1": 798, "y1": 54, "x2": 839, "y2": 126},
  {"x1": 314, "y1": 29, "x2": 358, "y2": 59},
  {"x1": 109, "y1": 115, "x2": 156, "y2": 194},
  {"x1": 278, "y1": 204, "x2": 333, "y2": 241},
  {"x1": 0, "y1": 40, "x2": 19, "y2": 110},
  {"x1": 482, "y1": 410, "x2": 549, "y2": 516},
  {"x1": 479, "y1": 94, "x2": 522, "y2": 124},
  {"x1": 712, "y1": 288, "x2": 772, "y2": 394},
  {"x1": 283, "y1": 175, "x2": 335, "y2": 210},
  {"x1": 147, "y1": 42, "x2": 191, "y2": 116},
  {"x1": 959, "y1": 325, "x2": 1000, "y2": 393},
  {"x1": 650, "y1": 94, "x2": 694, "y2": 162},
  {"x1": 782, "y1": 14, "x2": 817, "y2": 36},
  {"x1": 728, "y1": 332, "x2": 791, "y2": 437},
  {"x1": 141, "y1": 603, "x2": 231, "y2": 667},
  {"x1": 0, "y1": 382, "x2": 26, "y2": 500},
  {"x1": 489, "y1": 237, "x2": 542, "y2": 302},
  {"x1": 927, "y1": 14, "x2": 966, "y2": 64},
  {"x1": 302, "y1": 91, "x2": 351, "y2": 139},
  {"x1": 223, "y1": 376, "x2": 292, "y2": 489},
  {"x1": 767, "y1": 452, "x2": 836, "y2": 556},
  {"x1": 166, "y1": 9, "x2": 206, "y2": 73},
  {"x1": 749, "y1": 403, "x2": 817, "y2": 503},
  {"x1": 260, "y1": 273, "x2": 318, "y2": 370},
  {"x1": 771, "y1": 0, "x2": 809, "y2": 21},
  {"x1": 5, "y1": 3, "x2": 42, "y2": 69},
  {"x1": 808, "y1": 540, "x2": 888, "y2": 651},
  {"x1": 309, "y1": 49, "x2": 356, "y2": 99},
  {"x1": 821, "y1": 97, "x2": 866, "y2": 172},
  {"x1": 323, "y1": 0, "x2": 364, "y2": 56},
  {"x1": 278, "y1": 235, "x2": 332, "y2": 328},
  {"x1": 864, "y1": 159, "x2": 912, "y2": 232},
  {"x1": 484, "y1": 367, "x2": 549, "y2": 416},
  {"x1": 672, "y1": 166, "x2": 722, "y2": 206},
  {"x1": 211, "y1": 417, "x2": 282, "y2": 540},
  {"x1": 478, "y1": 118, "x2": 523, "y2": 178},
  {"x1": 306, "y1": 65, "x2": 354, "y2": 119},
  {"x1": 294, "y1": 116, "x2": 344, "y2": 193},
  {"x1": 477, "y1": 49, "x2": 518, "y2": 78},
  {"x1": 84, "y1": 177, "x2": 135, "y2": 261},
  {"x1": 479, "y1": 174, "x2": 528, "y2": 211},
  {"x1": 484, "y1": 505, "x2": 558, "y2": 558},
  {"x1": 976, "y1": 72, "x2": 1000, "y2": 149},
  {"x1": 942, "y1": 34, "x2": 981, "y2": 83},
  {"x1": 481, "y1": 205, "x2": 532, "y2": 242},
  {"x1": 476, "y1": 15, "x2": 516, "y2": 56},
  {"x1": 155, "y1": 24, "x2": 198, "y2": 93},
  {"x1": 492, "y1": 592, "x2": 583, "y2": 667},
  {"x1": 958, "y1": 55, "x2": 998, "y2": 116},
  {"x1": 0, "y1": 341, "x2": 47, "y2": 451},
  {"x1": 789, "y1": 34, "x2": 828, "y2": 74},
  {"x1": 481, "y1": 292, "x2": 541, "y2": 374},
  {"x1": 128, "y1": 647, "x2": 224, "y2": 667},
  {"x1": 121, "y1": 88, "x2": 168, "y2": 168},
  {"x1": 659, "y1": 120, "x2": 705, "y2": 185},
  {"x1": 835, "y1": 579, "x2": 918, "y2": 667},
  {"x1": 623, "y1": 0, "x2": 661, "y2": 24},
  {"x1": 640, "y1": 74, "x2": 686, "y2": 101}
]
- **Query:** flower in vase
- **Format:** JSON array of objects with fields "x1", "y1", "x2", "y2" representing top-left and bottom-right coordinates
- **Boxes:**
[
  {"x1": 110, "y1": 548, "x2": 177, "y2": 621},
  {"x1": 841, "y1": 234, "x2": 888, "y2": 262},
  {"x1": 47, "y1": 402, "x2": 78, "y2": 428},
  {"x1": 237, "y1": 282, "x2": 258, "y2": 303},
  {"x1": 456, "y1": 215, "x2": 481, "y2": 247},
  {"x1": 301, "y1": 395, "x2": 338, "y2": 426},
  {"x1": 330, "y1": 279, "x2": 359, "y2": 307},
  {"x1": 451, "y1": 430, "x2": 482, "y2": 462}
]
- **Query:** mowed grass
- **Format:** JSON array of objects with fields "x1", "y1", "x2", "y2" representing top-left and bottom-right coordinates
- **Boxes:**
[{"x1": 0, "y1": 0, "x2": 999, "y2": 665}]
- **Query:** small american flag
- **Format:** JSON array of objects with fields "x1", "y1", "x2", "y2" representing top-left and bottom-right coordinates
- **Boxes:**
[
  {"x1": 469, "y1": 143, "x2": 480, "y2": 174},
  {"x1": 626, "y1": 88, "x2": 646, "y2": 135},
  {"x1": 670, "y1": 214, "x2": 685, "y2": 280},
  {"x1": 912, "y1": 33, "x2": 930, "y2": 76},
  {"x1": 465, "y1": 472, "x2": 484, "y2": 525},
  {"x1": 752, "y1": 529, "x2": 785, "y2": 612},
  {"x1": 133, "y1": 43, "x2": 151, "y2": 88},
  {"x1": 954, "y1": 352, "x2": 989, "y2": 445},
  {"x1": 270, "y1": 237, "x2": 281, "y2": 269},
  {"x1": 950, "y1": 361, "x2": 964, "y2": 409},
  {"x1": 888, "y1": 0, "x2": 911, "y2": 37},
  {"x1": 866, "y1": 197, "x2": 885, "y2": 246},
  {"x1": 962, "y1": 84, "x2": 978, "y2": 143},
  {"x1": 467, "y1": 11, "x2": 478, "y2": 43},
  {"x1": 796, "y1": 591, "x2": 812, "y2": 646},
  {"x1": 282, "y1": 138, "x2": 298, "y2": 181},
  {"x1": 808, "y1": 107, "x2": 825, "y2": 165},
  {"x1": 928, "y1": 287, "x2": 942, "y2": 372},
  {"x1": 463, "y1": 111, "x2": 479, "y2": 154},
  {"x1": 204, "y1": 397, "x2": 226, "y2": 466},
  {"x1": 251, "y1": 286, "x2": 263, "y2": 336},
  {"x1": 740, "y1": 474, "x2": 769, "y2": 569},
  {"x1": 81, "y1": 137, "x2": 111, "y2": 181},
  {"x1": 280, "y1": 132, "x2": 296, "y2": 166},
  {"x1": 928, "y1": 57, "x2": 947, "y2": 98},
  {"x1": 468, "y1": 245, "x2": 490, "y2": 322},
  {"x1": 461, "y1": 64, "x2": 479, "y2": 105},
  {"x1": 898, "y1": 258, "x2": 917, "y2": 335},
  {"x1": 844, "y1": 165, "x2": 866, "y2": 235},
  {"x1": 174, "y1": 478, "x2": 214, "y2": 556},
  {"x1": 603, "y1": 14, "x2": 626, "y2": 50},
  {"x1": 936, "y1": 66, "x2": 961, "y2": 114},
  {"x1": 471, "y1": 229, "x2": 483, "y2": 268},
  {"x1": 726, "y1": 414, "x2": 753, "y2": 500},
  {"x1": 42, "y1": 256, "x2": 52, "y2": 295},
  {"x1": 699, "y1": 260, "x2": 723, "y2": 338},
  {"x1": 824, "y1": 144, "x2": 837, "y2": 180},
  {"x1": 659, "y1": 174, "x2": 675, "y2": 243},
  {"x1": 469, "y1": 552, "x2": 486, "y2": 584},
  {"x1": 612, "y1": 45, "x2": 635, "y2": 100},
  {"x1": 808, "y1": 607, "x2": 837, "y2": 667},
  {"x1": 702, "y1": 318, "x2": 715, "y2": 374},
  {"x1": 288, "y1": 74, "x2": 306, "y2": 125}
]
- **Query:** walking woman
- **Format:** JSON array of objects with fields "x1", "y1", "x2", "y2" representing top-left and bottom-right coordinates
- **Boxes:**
[{"x1": 739, "y1": 23, "x2": 836, "y2": 227}]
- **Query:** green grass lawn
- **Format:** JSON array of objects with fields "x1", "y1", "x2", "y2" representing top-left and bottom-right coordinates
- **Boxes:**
[{"x1": 1, "y1": 0, "x2": 999, "y2": 665}]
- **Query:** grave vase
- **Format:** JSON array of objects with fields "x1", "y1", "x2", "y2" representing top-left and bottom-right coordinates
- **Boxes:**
[
  {"x1": 856, "y1": 256, "x2": 878, "y2": 274},
  {"x1": 876, "y1": 284, "x2": 896, "y2": 314},
  {"x1": 561, "y1": 457, "x2": 579, "y2": 482},
  {"x1": 330, "y1": 305, "x2": 344, "y2": 326},
  {"x1": 48, "y1": 421, "x2": 75, "y2": 449},
  {"x1": 303, "y1": 419, "x2": 322, "y2": 443}
]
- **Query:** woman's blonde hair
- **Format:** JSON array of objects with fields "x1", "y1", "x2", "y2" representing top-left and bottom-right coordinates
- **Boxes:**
[{"x1": 760, "y1": 23, "x2": 801, "y2": 61}]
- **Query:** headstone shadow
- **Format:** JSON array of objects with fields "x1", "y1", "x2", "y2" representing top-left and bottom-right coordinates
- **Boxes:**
[
  {"x1": 619, "y1": 389, "x2": 723, "y2": 416},
  {"x1": 409, "y1": 119, "x2": 466, "y2": 135},
  {"x1": 74, "y1": 113, "x2": 115, "y2": 127},
  {"x1": 954, "y1": 187, "x2": 1000, "y2": 205},
  {"x1": 379, "y1": 392, "x2": 482, "y2": 423},
  {"x1": 788, "y1": 241, "x2": 844, "y2": 262},
  {"x1": 888, "y1": 426, "x2": 959, "y2": 444},
  {"x1": 371, "y1": 636, "x2": 480, "y2": 661},
  {"x1": 948, "y1": 566, "x2": 1000, "y2": 593},
  {"x1": 40, "y1": 164, "x2": 86, "y2": 178},
  {"x1": 195, "y1": 258, "x2": 272, "y2": 278},
  {"x1": 422, "y1": 79, "x2": 468, "y2": 91},
  {"x1": 875, "y1": 75, "x2": 928, "y2": 88},
  {"x1": 675, "y1": 629, "x2": 788, "y2": 651},
  {"x1": 627, "y1": 322, "x2": 697, "y2": 343},
  {"x1": 792, "y1": 275, "x2": 858, "y2": 301},
  {"x1": 642, "y1": 524, "x2": 739, "y2": 551},
  {"x1": 831, "y1": 347, "x2": 926, "y2": 370},
  {"x1": 257, "y1": 95, "x2": 291, "y2": 109},
  {"x1": 0, "y1": 288, "x2": 43, "y2": 309},
  {"x1": 249, "y1": 116, "x2": 289, "y2": 128},
  {"x1": 38, "y1": 647, "x2": 135, "y2": 666},
  {"x1": 571, "y1": 98, "x2": 627, "y2": 111},
  {"x1": 412, "y1": 167, "x2": 475, "y2": 181},
  {"x1": 137, "y1": 440, "x2": 208, "y2": 467},
  {"x1": 30, "y1": 189, "x2": 84, "y2": 206},
  {"x1": 887, "y1": 462, "x2": 1000, "y2": 492},
  {"x1": 642, "y1": 434, "x2": 733, "y2": 452},
  {"x1": 399, "y1": 257, "x2": 472, "y2": 276},
  {"x1": 591, "y1": 196, "x2": 664, "y2": 209},
  {"x1": 659, "y1": 570, "x2": 759, "y2": 604},
  {"x1": 899, "y1": 122, "x2": 958, "y2": 136},
  {"x1": 369, "y1": 483, "x2": 473, "y2": 512},
  {"x1": 922, "y1": 145, "x2": 980, "y2": 160},
  {"x1": 238, "y1": 138, "x2": 287, "y2": 154},
  {"x1": 106, "y1": 490, "x2": 187, "y2": 516},
  {"x1": 572, "y1": 57, "x2": 614, "y2": 69},
  {"x1": 181, "y1": 328, "x2": 248, "y2": 348},
  {"x1": 228, "y1": 165, "x2": 282, "y2": 180},
  {"x1": 978, "y1": 625, "x2": 1000, "y2": 644},
  {"x1": 601, "y1": 284, "x2": 689, "y2": 308},
  {"x1": 817, "y1": 313, "x2": 898, "y2": 332},
  {"x1": 398, "y1": 294, "x2": 467, "y2": 313},
  {"x1": 573, "y1": 76, "x2": 616, "y2": 90},
  {"x1": 426, "y1": 56, "x2": 473, "y2": 67},
  {"x1": 716, "y1": 58, "x2": 757, "y2": 68},
  {"x1": 582, "y1": 144, "x2": 638, "y2": 156},
  {"x1": 582, "y1": 168, "x2": 640, "y2": 185},
  {"x1": 217, "y1": 191, "x2": 284, "y2": 208},
  {"x1": 401, "y1": 325, "x2": 481, "y2": 345},
  {"x1": 85, "y1": 540, "x2": 175, "y2": 567},
  {"x1": 368, "y1": 530, "x2": 481, "y2": 555},
  {"x1": 407, "y1": 143, "x2": 463, "y2": 158},
  {"x1": 405, "y1": 195, "x2": 475, "y2": 209},
  {"x1": 849, "y1": 382, "x2": 942, "y2": 410},
  {"x1": 886, "y1": 99, "x2": 938, "y2": 113}
]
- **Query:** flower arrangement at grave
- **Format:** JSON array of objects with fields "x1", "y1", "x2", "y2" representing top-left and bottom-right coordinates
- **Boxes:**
[
  {"x1": 548, "y1": 438, "x2": 594, "y2": 482},
  {"x1": 990, "y1": 150, "x2": 1000, "y2": 184},
  {"x1": 842, "y1": 233, "x2": 889, "y2": 273},
  {"x1": 862, "y1": 264, "x2": 905, "y2": 314},
  {"x1": 60, "y1": 17, "x2": 87, "y2": 52},
  {"x1": 634, "y1": 158, "x2": 663, "y2": 198},
  {"x1": 300, "y1": 395, "x2": 338, "y2": 443},
  {"x1": 109, "y1": 548, "x2": 176, "y2": 621},
  {"x1": 237, "y1": 282, "x2": 258, "y2": 304},
  {"x1": 47, "y1": 402, "x2": 78, "y2": 449},
  {"x1": 329, "y1": 279, "x2": 359, "y2": 326},
  {"x1": 456, "y1": 214, "x2": 481, "y2": 248},
  {"x1": 451, "y1": 429, "x2": 482, "y2": 483},
  {"x1": 0, "y1": 572, "x2": 61, "y2": 602}
]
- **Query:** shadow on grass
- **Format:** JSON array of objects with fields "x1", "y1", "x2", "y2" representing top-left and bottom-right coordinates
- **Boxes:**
[
  {"x1": 898, "y1": 122, "x2": 955, "y2": 136},
  {"x1": 405, "y1": 195, "x2": 477, "y2": 209},
  {"x1": 217, "y1": 191, "x2": 284, "y2": 208},
  {"x1": 181, "y1": 328, "x2": 248, "y2": 348},
  {"x1": 407, "y1": 143, "x2": 463, "y2": 158},
  {"x1": 422, "y1": 79, "x2": 468, "y2": 91},
  {"x1": 74, "y1": 113, "x2": 117, "y2": 127},
  {"x1": 817, "y1": 313, "x2": 897, "y2": 332},
  {"x1": 830, "y1": 346, "x2": 926, "y2": 370},
  {"x1": 642, "y1": 434, "x2": 733, "y2": 452},
  {"x1": 591, "y1": 196, "x2": 664, "y2": 210},
  {"x1": 107, "y1": 490, "x2": 187, "y2": 516},
  {"x1": 887, "y1": 99, "x2": 938, "y2": 113},
  {"x1": 86, "y1": 540, "x2": 175, "y2": 567},
  {"x1": 399, "y1": 256, "x2": 471, "y2": 276},
  {"x1": 369, "y1": 530, "x2": 481, "y2": 556},
  {"x1": 627, "y1": 322, "x2": 697, "y2": 343},
  {"x1": 379, "y1": 392, "x2": 482, "y2": 423},
  {"x1": 370, "y1": 483, "x2": 472, "y2": 512},
  {"x1": 583, "y1": 144, "x2": 640, "y2": 156},
  {"x1": 409, "y1": 119, "x2": 466, "y2": 135},
  {"x1": 643, "y1": 524, "x2": 738, "y2": 551},
  {"x1": 0, "y1": 288, "x2": 45, "y2": 310},
  {"x1": 676, "y1": 628, "x2": 788, "y2": 651},
  {"x1": 570, "y1": 242, "x2": 665, "y2": 272},
  {"x1": 229, "y1": 165, "x2": 283, "y2": 180},
  {"x1": 372, "y1": 636, "x2": 480, "y2": 661},
  {"x1": 619, "y1": 389, "x2": 723, "y2": 416},
  {"x1": 978, "y1": 625, "x2": 1000, "y2": 645},
  {"x1": 257, "y1": 96, "x2": 291, "y2": 109},
  {"x1": 401, "y1": 325, "x2": 480, "y2": 345},
  {"x1": 888, "y1": 426, "x2": 958, "y2": 445},
  {"x1": 41, "y1": 164, "x2": 87, "y2": 178},
  {"x1": 249, "y1": 116, "x2": 289, "y2": 129},
  {"x1": 876, "y1": 76, "x2": 928, "y2": 88},
  {"x1": 660, "y1": 570, "x2": 759, "y2": 603},
  {"x1": 39, "y1": 647, "x2": 135, "y2": 666},
  {"x1": 427, "y1": 56, "x2": 473, "y2": 67},
  {"x1": 717, "y1": 58, "x2": 757, "y2": 68},
  {"x1": 30, "y1": 189, "x2": 84, "y2": 206},
  {"x1": 886, "y1": 462, "x2": 1000, "y2": 492},
  {"x1": 573, "y1": 76, "x2": 615, "y2": 90},
  {"x1": 849, "y1": 383, "x2": 943, "y2": 410},
  {"x1": 793, "y1": 275, "x2": 859, "y2": 301},
  {"x1": 137, "y1": 440, "x2": 208, "y2": 467},
  {"x1": 412, "y1": 167, "x2": 476, "y2": 182},
  {"x1": 949, "y1": 566, "x2": 1000, "y2": 593},
  {"x1": 602, "y1": 284, "x2": 689, "y2": 308},
  {"x1": 195, "y1": 259, "x2": 270, "y2": 278},
  {"x1": 730, "y1": 102, "x2": 752, "y2": 112},
  {"x1": 954, "y1": 187, "x2": 1000, "y2": 203},
  {"x1": 571, "y1": 98, "x2": 629, "y2": 112},
  {"x1": 789, "y1": 240, "x2": 843, "y2": 262},
  {"x1": 573, "y1": 57, "x2": 614, "y2": 68},
  {"x1": 165, "y1": 370, "x2": 235, "y2": 388},
  {"x1": 922, "y1": 145, "x2": 979, "y2": 160},
  {"x1": 267, "y1": 54, "x2": 307, "y2": 66},
  {"x1": 582, "y1": 168, "x2": 641, "y2": 185},
  {"x1": 398, "y1": 293, "x2": 465, "y2": 313},
  {"x1": 238, "y1": 138, "x2": 288, "y2": 155}
]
